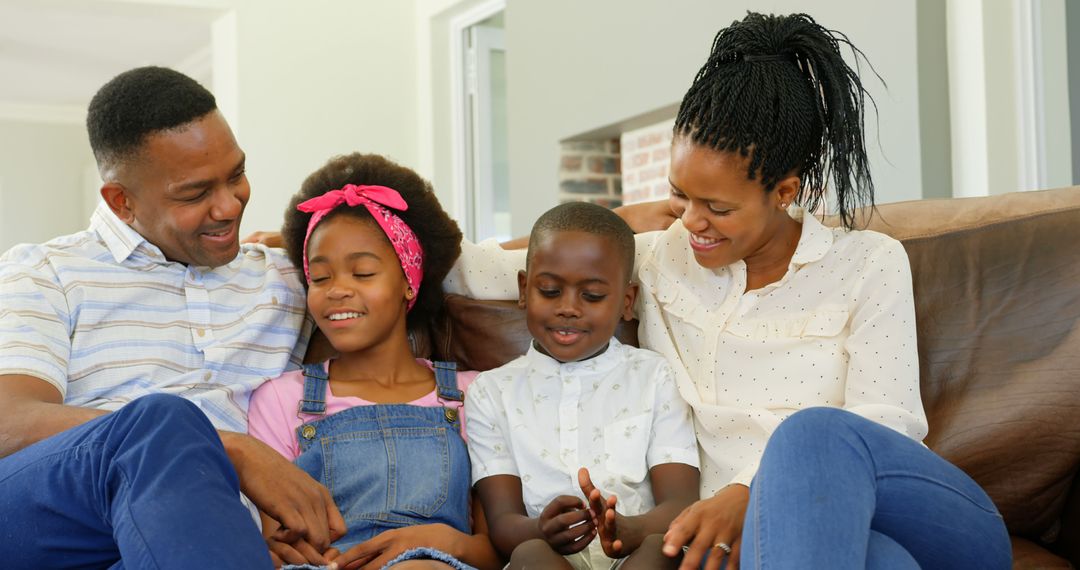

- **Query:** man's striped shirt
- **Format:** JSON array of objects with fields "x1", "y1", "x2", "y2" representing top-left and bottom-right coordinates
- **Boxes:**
[{"x1": 0, "y1": 202, "x2": 310, "y2": 431}]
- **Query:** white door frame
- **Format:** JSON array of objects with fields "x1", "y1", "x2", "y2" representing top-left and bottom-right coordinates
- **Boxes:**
[{"x1": 449, "y1": 0, "x2": 505, "y2": 240}]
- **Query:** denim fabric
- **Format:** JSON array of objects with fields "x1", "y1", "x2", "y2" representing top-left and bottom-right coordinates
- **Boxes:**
[
  {"x1": 741, "y1": 407, "x2": 1011, "y2": 569},
  {"x1": 293, "y1": 362, "x2": 472, "y2": 554},
  {"x1": 385, "y1": 546, "x2": 478, "y2": 569},
  {"x1": 0, "y1": 393, "x2": 271, "y2": 569}
]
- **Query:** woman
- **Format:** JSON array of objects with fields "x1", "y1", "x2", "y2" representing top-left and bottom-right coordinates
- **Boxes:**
[{"x1": 446, "y1": 12, "x2": 1011, "y2": 570}]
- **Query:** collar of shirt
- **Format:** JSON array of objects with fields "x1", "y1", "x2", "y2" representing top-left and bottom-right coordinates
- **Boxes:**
[
  {"x1": 787, "y1": 207, "x2": 835, "y2": 269},
  {"x1": 522, "y1": 336, "x2": 626, "y2": 377},
  {"x1": 89, "y1": 201, "x2": 170, "y2": 265}
]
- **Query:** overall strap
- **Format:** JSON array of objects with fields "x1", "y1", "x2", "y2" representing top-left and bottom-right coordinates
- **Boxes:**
[
  {"x1": 432, "y1": 361, "x2": 463, "y2": 402},
  {"x1": 298, "y1": 362, "x2": 329, "y2": 415}
]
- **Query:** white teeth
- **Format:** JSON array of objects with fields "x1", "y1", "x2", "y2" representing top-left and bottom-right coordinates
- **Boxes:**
[
  {"x1": 691, "y1": 233, "x2": 720, "y2": 245},
  {"x1": 327, "y1": 312, "x2": 361, "y2": 321}
]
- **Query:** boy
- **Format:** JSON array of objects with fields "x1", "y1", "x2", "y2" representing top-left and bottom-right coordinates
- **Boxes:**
[{"x1": 465, "y1": 202, "x2": 700, "y2": 569}]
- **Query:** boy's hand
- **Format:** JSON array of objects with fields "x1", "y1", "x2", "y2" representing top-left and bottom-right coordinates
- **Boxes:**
[
  {"x1": 579, "y1": 467, "x2": 636, "y2": 557},
  {"x1": 537, "y1": 495, "x2": 596, "y2": 554}
]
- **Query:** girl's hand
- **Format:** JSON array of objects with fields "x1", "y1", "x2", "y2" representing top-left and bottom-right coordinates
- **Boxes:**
[
  {"x1": 331, "y1": 523, "x2": 462, "y2": 570},
  {"x1": 537, "y1": 495, "x2": 597, "y2": 554},
  {"x1": 267, "y1": 537, "x2": 338, "y2": 568},
  {"x1": 662, "y1": 484, "x2": 749, "y2": 570}
]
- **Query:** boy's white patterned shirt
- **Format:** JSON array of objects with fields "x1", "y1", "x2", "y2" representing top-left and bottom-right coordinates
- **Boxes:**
[{"x1": 464, "y1": 337, "x2": 699, "y2": 517}]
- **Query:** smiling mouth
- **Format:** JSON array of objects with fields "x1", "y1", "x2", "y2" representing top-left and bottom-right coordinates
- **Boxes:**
[
  {"x1": 201, "y1": 225, "x2": 235, "y2": 240},
  {"x1": 689, "y1": 232, "x2": 727, "y2": 250},
  {"x1": 327, "y1": 312, "x2": 363, "y2": 321},
  {"x1": 549, "y1": 327, "x2": 586, "y2": 345}
]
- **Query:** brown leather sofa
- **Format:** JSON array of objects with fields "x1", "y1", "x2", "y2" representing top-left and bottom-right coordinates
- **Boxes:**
[{"x1": 415, "y1": 186, "x2": 1080, "y2": 569}]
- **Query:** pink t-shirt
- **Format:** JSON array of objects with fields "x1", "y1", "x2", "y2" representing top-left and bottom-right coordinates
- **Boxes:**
[{"x1": 248, "y1": 359, "x2": 478, "y2": 461}]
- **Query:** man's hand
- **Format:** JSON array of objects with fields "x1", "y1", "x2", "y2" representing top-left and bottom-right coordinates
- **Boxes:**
[
  {"x1": 613, "y1": 200, "x2": 679, "y2": 233},
  {"x1": 536, "y1": 495, "x2": 596, "y2": 555},
  {"x1": 221, "y1": 431, "x2": 346, "y2": 551},
  {"x1": 663, "y1": 484, "x2": 749, "y2": 570},
  {"x1": 260, "y1": 510, "x2": 340, "y2": 568},
  {"x1": 579, "y1": 467, "x2": 637, "y2": 558}
]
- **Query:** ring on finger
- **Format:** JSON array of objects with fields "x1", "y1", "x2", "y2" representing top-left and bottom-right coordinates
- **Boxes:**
[{"x1": 714, "y1": 542, "x2": 733, "y2": 555}]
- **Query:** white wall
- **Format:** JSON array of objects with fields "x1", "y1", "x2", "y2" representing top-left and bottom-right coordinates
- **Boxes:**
[
  {"x1": 502, "y1": 0, "x2": 924, "y2": 236},
  {"x1": 0, "y1": 120, "x2": 94, "y2": 252},
  {"x1": 222, "y1": 0, "x2": 420, "y2": 236}
]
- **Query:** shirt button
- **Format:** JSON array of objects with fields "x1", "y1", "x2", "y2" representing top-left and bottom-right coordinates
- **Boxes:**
[
  {"x1": 203, "y1": 371, "x2": 212, "y2": 381},
  {"x1": 271, "y1": 296, "x2": 279, "y2": 305},
  {"x1": 196, "y1": 328, "x2": 205, "y2": 337}
]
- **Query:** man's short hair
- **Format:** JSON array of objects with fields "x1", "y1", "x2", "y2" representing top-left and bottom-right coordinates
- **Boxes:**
[
  {"x1": 87, "y1": 66, "x2": 217, "y2": 169},
  {"x1": 528, "y1": 201, "x2": 635, "y2": 282}
]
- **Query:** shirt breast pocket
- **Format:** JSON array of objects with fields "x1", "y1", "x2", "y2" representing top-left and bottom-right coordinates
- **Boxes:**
[
  {"x1": 603, "y1": 413, "x2": 652, "y2": 483},
  {"x1": 727, "y1": 307, "x2": 849, "y2": 340}
]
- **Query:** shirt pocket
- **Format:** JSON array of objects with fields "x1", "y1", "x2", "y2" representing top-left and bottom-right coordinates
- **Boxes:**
[
  {"x1": 726, "y1": 307, "x2": 849, "y2": 341},
  {"x1": 603, "y1": 413, "x2": 652, "y2": 482},
  {"x1": 651, "y1": 273, "x2": 712, "y2": 331}
]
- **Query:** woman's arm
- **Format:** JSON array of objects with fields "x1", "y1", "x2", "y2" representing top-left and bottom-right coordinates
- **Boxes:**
[{"x1": 841, "y1": 239, "x2": 928, "y2": 439}]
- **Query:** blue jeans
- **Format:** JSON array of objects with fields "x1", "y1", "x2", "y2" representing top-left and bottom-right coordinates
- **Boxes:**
[
  {"x1": 0, "y1": 394, "x2": 272, "y2": 569},
  {"x1": 740, "y1": 407, "x2": 1011, "y2": 569}
]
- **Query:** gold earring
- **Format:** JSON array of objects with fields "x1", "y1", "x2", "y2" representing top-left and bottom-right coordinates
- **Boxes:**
[{"x1": 406, "y1": 288, "x2": 415, "y2": 299}]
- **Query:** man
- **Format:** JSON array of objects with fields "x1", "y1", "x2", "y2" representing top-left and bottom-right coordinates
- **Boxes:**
[{"x1": 0, "y1": 67, "x2": 342, "y2": 568}]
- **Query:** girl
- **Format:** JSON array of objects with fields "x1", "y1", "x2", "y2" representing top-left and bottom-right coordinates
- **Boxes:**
[
  {"x1": 447, "y1": 12, "x2": 1012, "y2": 570},
  {"x1": 248, "y1": 153, "x2": 499, "y2": 570}
]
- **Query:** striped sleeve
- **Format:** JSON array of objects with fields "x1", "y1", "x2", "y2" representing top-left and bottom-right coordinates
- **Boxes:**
[{"x1": 0, "y1": 250, "x2": 72, "y2": 396}]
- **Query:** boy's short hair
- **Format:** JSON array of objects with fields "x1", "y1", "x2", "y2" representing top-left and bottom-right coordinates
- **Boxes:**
[
  {"x1": 527, "y1": 202, "x2": 635, "y2": 282},
  {"x1": 87, "y1": 66, "x2": 217, "y2": 170}
]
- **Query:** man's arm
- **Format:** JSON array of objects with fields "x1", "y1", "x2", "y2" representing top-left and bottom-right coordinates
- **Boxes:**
[
  {"x1": 0, "y1": 374, "x2": 106, "y2": 458},
  {"x1": 0, "y1": 373, "x2": 345, "y2": 551}
]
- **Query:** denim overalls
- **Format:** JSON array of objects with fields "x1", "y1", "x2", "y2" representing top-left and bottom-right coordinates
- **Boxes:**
[{"x1": 292, "y1": 361, "x2": 474, "y2": 565}]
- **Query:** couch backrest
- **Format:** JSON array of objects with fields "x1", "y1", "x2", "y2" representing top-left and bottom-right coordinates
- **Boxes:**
[
  {"x1": 851, "y1": 187, "x2": 1080, "y2": 542},
  {"x1": 432, "y1": 187, "x2": 1080, "y2": 545}
]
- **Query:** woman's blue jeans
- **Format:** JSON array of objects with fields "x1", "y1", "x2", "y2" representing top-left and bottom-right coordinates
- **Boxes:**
[
  {"x1": 0, "y1": 394, "x2": 272, "y2": 569},
  {"x1": 741, "y1": 407, "x2": 1011, "y2": 569}
]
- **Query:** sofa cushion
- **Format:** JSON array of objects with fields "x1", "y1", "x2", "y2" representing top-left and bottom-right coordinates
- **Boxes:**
[{"x1": 851, "y1": 188, "x2": 1080, "y2": 542}]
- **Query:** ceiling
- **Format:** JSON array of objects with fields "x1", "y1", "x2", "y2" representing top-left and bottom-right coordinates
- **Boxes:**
[{"x1": 0, "y1": 0, "x2": 219, "y2": 109}]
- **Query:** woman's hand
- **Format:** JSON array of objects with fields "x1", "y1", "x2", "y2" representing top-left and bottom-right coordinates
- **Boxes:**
[
  {"x1": 662, "y1": 484, "x2": 750, "y2": 570},
  {"x1": 331, "y1": 523, "x2": 464, "y2": 570},
  {"x1": 242, "y1": 230, "x2": 284, "y2": 248}
]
